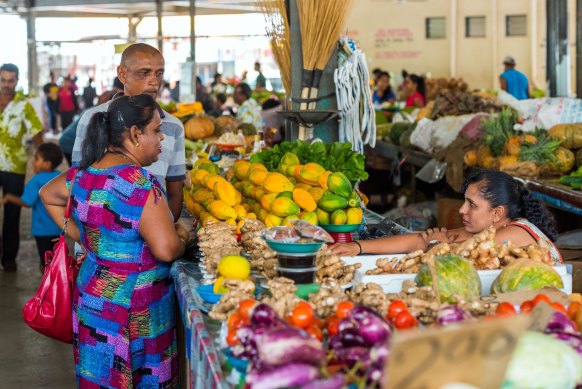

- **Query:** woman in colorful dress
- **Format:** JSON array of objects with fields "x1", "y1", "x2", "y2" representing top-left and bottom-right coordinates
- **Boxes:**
[
  {"x1": 41, "y1": 94, "x2": 189, "y2": 388},
  {"x1": 332, "y1": 170, "x2": 562, "y2": 264}
]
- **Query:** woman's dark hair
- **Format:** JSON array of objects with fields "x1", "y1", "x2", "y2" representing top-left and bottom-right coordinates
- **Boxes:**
[
  {"x1": 408, "y1": 74, "x2": 426, "y2": 102},
  {"x1": 236, "y1": 83, "x2": 252, "y2": 99},
  {"x1": 36, "y1": 143, "x2": 63, "y2": 169},
  {"x1": 79, "y1": 94, "x2": 157, "y2": 170},
  {"x1": 377, "y1": 71, "x2": 393, "y2": 96},
  {"x1": 461, "y1": 170, "x2": 557, "y2": 241}
]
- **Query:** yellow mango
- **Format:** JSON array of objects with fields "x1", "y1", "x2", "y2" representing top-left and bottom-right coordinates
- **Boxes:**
[
  {"x1": 257, "y1": 208, "x2": 268, "y2": 223},
  {"x1": 201, "y1": 214, "x2": 219, "y2": 226},
  {"x1": 213, "y1": 180, "x2": 238, "y2": 206},
  {"x1": 299, "y1": 163, "x2": 325, "y2": 185},
  {"x1": 246, "y1": 212, "x2": 257, "y2": 219},
  {"x1": 253, "y1": 188, "x2": 266, "y2": 202},
  {"x1": 192, "y1": 188, "x2": 215, "y2": 203},
  {"x1": 300, "y1": 211, "x2": 318, "y2": 225},
  {"x1": 309, "y1": 187, "x2": 326, "y2": 202},
  {"x1": 192, "y1": 169, "x2": 209, "y2": 185},
  {"x1": 204, "y1": 174, "x2": 227, "y2": 190},
  {"x1": 236, "y1": 219, "x2": 245, "y2": 234},
  {"x1": 190, "y1": 203, "x2": 204, "y2": 218},
  {"x1": 262, "y1": 172, "x2": 294, "y2": 194},
  {"x1": 292, "y1": 188, "x2": 317, "y2": 212},
  {"x1": 292, "y1": 165, "x2": 303, "y2": 178},
  {"x1": 241, "y1": 203, "x2": 250, "y2": 211},
  {"x1": 233, "y1": 160, "x2": 251, "y2": 180},
  {"x1": 265, "y1": 213, "x2": 283, "y2": 228},
  {"x1": 234, "y1": 190, "x2": 242, "y2": 205},
  {"x1": 281, "y1": 215, "x2": 300, "y2": 228},
  {"x1": 233, "y1": 204, "x2": 247, "y2": 220},
  {"x1": 261, "y1": 193, "x2": 278, "y2": 212},
  {"x1": 270, "y1": 197, "x2": 301, "y2": 218},
  {"x1": 316, "y1": 208, "x2": 330, "y2": 224},
  {"x1": 294, "y1": 183, "x2": 313, "y2": 191},
  {"x1": 346, "y1": 207, "x2": 363, "y2": 225},
  {"x1": 207, "y1": 200, "x2": 237, "y2": 220},
  {"x1": 330, "y1": 209, "x2": 347, "y2": 225},
  {"x1": 225, "y1": 218, "x2": 237, "y2": 227},
  {"x1": 241, "y1": 182, "x2": 256, "y2": 197},
  {"x1": 193, "y1": 158, "x2": 212, "y2": 169},
  {"x1": 318, "y1": 171, "x2": 332, "y2": 189},
  {"x1": 249, "y1": 168, "x2": 268, "y2": 186}
]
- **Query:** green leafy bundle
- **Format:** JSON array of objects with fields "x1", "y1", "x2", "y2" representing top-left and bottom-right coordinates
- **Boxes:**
[
  {"x1": 249, "y1": 141, "x2": 368, "y2": 183},
  {"x1": 481, "y1": 107, "x2": 518, "y2": 156},
  {"x1": 519, "y1": 131, "x2": 561, "y2": 164}
]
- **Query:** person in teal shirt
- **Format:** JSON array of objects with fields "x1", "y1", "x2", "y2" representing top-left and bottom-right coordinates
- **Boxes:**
[
  {"x1": 500, "y1": 56, "x2": 530, "y2": 100},
  {"x1": 0, "y1": 143, "x2": 63, "y2": 272}
]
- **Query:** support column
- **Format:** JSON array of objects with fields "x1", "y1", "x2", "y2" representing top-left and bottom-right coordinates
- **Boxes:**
[
  {"x1": 128, "y1": 16, "x2": 141, "y2": 44},
  {"x1": 288, "y1": 0, "x2": 302, "y2": 140},
  {"x1": 25, "y1": 0, "x2": 38, "y2": 95},
  {"x1": 546, "y1": 0, "x2": 569, "y2": 96},
  {"x1": 577, "y1": 0, "x2": 582, "y2": 97},
  {"x1": 449, "y1": 0, "x2": 457, "y2": 77},
  {"x1": 156, "y1": 0, "x2": 163, "y2": 52}
]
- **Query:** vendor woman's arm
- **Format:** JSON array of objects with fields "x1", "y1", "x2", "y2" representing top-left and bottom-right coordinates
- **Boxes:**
[{"x1": 331, "y1": 233, "x2": 428, "y2": 257}]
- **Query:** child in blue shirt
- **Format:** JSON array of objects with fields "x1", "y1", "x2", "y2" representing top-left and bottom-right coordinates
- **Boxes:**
[{"x1": 0, "y1": 143, "x2": 63, "y2": 272}]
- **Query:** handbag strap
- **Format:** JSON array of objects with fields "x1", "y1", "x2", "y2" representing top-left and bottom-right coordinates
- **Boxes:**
[{"x1": 63, "y1": 170, "x2": 77, "y2": 234}]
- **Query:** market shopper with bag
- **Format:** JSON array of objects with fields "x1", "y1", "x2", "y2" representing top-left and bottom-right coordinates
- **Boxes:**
[
  {"x1": 40, "y1": 94, "x2": 189, "y2": 388},
  {"x1": 332, "y1": 170, "x2": 562, "y2": 264}
]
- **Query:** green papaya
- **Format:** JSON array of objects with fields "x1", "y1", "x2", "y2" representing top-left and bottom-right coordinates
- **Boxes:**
[
  {"x1": 348, "y1": 192, "x2": 361, "y2": 208},
  {"x1": 318, "y1": 193, "x2": 349, "y2": 213},
  {"x1": 327, "y1": 172, "x2": 352, "y2": 198},
  {"x1": 277, "y1": 191, "x2": 294, "y2": 199}
]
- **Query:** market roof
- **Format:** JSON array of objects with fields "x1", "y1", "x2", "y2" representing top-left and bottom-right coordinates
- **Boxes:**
[{"x1": 0, "y1": 0, "x2": 260, "y2": 17}]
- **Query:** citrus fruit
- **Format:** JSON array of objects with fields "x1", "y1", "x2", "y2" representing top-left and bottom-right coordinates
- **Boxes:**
[{"x1": 217, "y1": 255, "x2": 251, "y2": 280}]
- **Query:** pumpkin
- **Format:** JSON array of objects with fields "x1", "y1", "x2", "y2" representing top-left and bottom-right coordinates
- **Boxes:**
[
  {"x1": 549, "y1": 147, "x2": 576, "y2": 174},
  {"x1": 490, "y1": 259, "x2": 563, "y2": 294},
  {"x1": 415, "y1": 254, "x2": 481, "y2": 304},
  {"x1": 184, "y1": 116, "x2": 215, "y2": 140},
  {"x1": 214, "y1": 115, "x2": 239, "y2": 136},
  {"x1": 548, "y1": 124, "x2": 582, "y2": 149}
]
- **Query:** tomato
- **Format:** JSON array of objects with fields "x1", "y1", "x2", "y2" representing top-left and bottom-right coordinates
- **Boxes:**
[
  {"x1": 551, "y1": 302, "x2": 567, "y2": 314},
  {"x1": 568, "y1": 302, "x2": 582, "y2": 320},
  {"x1": 305, "y1": 324, "x2": 323, "y2": 341},
  {"x1": 227, "y1": 312, "x2": 245, "y2": 330},
  {"x1": 326, "y1": 315, "x2": 340, "y2": 337},
  {"x1": 238, "y1": 299, "x2": 257, "y2": 318},
  {"x1": 226, "y1": 329, "x2": 239, "y2": 346},
  {"x1": 393, "y1": 311, "x2": 418, "y2": 330},
  {"x1": 295, "y1": 300, "x2": 314, "y2": 312},
  {"x1": 336, "y1": 301, "x2": 354, "y2": 319},
  {"x1": 387, "y1": 300, "x2": 408, "y2": 321},
  {"x1": 532, "y1": 294, "x2": 551, "y2": 307},
  {"x1": 520, "y1": 300, "x2": 534, "y2": 314},
  {"x1": 312, "y1": 317, "x2": 324, "y2": 328},
  {"x1": 496, "y1": 302, "x2": 517, "y2": 317},
  {"x1": 291, "y1": 305, "x2": 314, "y2": 329}
]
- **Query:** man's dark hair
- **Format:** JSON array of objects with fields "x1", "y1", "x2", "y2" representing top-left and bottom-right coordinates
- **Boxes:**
[
  {"x1": 216, "y1": 93, "x2": 227, "y2": 105},
  {"x1": 236, "y1": 83, "x2": 252, "y2": 99},
  {"x1": 36, "y1": 143, "x2": 64, "y2": 169},
  {"x1": 0, "y1": 63, "x2": 19, "y2": 79},
  {"x1": 113, "y1": 77, "x2": 124, "y2": 90}
]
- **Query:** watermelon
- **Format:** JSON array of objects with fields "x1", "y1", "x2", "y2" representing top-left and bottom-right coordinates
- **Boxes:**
[
  {"x1": 415, "y1": 254, "x2": 481, "y2": 304},
  {"x1": 490, "y1": 259, "x2": 563, "y2": 294},
  {"x1": 389, "y1": 122, "x2": 415, "y2": 145}
]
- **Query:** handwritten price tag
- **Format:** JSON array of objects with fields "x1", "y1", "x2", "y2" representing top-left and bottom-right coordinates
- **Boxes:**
[{"x1": 384, "y1": 315, "x2": 530, "y2": 389}]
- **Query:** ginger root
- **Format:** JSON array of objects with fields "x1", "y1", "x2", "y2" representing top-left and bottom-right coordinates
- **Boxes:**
[
  {"x1": 261, "y1": 277, "x2": 300, "y2": 318},
  {"x1": 309, "y1": 279, "x2": 346, "y2": 318},
  {"x1": 209, "y1": 278, "x2": 255, "y2": 321},
  {"x1": 316, "y1": 245, "x2": 361, "y2": 284}
]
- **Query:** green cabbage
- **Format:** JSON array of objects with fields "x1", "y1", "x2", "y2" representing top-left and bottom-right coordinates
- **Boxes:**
[{"x1": 502, "y1": 331, "x2": 582, "y2": 389}]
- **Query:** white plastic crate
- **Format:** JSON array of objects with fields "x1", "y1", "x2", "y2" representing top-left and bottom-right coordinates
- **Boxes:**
[{"x1": 343, "y1": 255, "x2": 572, "y2": 295}]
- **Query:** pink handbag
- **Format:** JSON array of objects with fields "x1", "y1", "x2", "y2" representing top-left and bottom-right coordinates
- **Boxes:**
[{"x1": 22, "y1": 192, "x2": 80, "y2": 343}]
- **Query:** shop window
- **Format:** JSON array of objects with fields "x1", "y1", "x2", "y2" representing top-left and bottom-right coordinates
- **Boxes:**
[
  {"x1": 426, "y1": 17, "x2": 446, "y2": 39},
  {"x1": 465, "y1": 16, "x2": 486, "y2": 37},
  {"x1": 506, "y1": 15, "x2": 527, "y2": 36}
]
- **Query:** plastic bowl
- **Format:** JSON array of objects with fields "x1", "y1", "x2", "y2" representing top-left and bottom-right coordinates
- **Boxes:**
[
  {"x1": 319, "y1": 223, "x2": 361, "y2": 233},
  {"x1": 276, "y1": 252, "x2": 317, "y2": 268},
  {"x1": 265, "y1": 240, "x2": 323, "y2": 254},
  {"x1": 277, "y1": 266, "x2": 318, "y2": 284},
  {"x1": 196, "y1": 284, "x2": 223, "y2": 304}
]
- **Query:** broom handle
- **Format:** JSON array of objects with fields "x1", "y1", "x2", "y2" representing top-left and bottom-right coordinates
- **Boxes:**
[
  {"x1": 298, "y1": 69, "x2": 314, "y2": 140},
  {"x1": 308, "y1": 69, "x2": 323, "y2": 110}
]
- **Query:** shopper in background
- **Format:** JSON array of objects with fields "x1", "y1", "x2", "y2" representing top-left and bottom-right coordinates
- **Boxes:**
[
  {"x1": 332, "y1": 170, "x2": 561, "y2": 264},
  {"x1": 216, "y1": 92, "x2": 235, "y2": 116},
  {"x1": 211, "y1": 72, "x2": 227, "y2": 95},
  {"x1": 81, "y1": 77, "x2": 97, "y2": 109},
  {"x1": 404, "y1": 73, "x2": 426, "y2": 108},
  {"x1": 58, "y1": 76, "x2": 79, "y2": 129},
  {"x1": 0, "y1": 143, "x2": 63, "y2": 273},
  {"x1": 72, "y1": 43, "x2": 186, "y2": 221},
  {"x1": 234, "y1": 82, "x2": 264, "y2": 131},
  {"x1": 0, "y1": 63, "x2": 43, "y2": 272},
  {"x1": 371, "y1": 67, "x2": 382, "y2": 87},
  {"x1": 254, "y1": 61, "x2": 266, "y2": 91},
  {"x1": 372, "y1": 71, "x2": 396, "y2": 105},
  {"x1": 41, "y1": 94, "x2": 188, "y2": 388},
  {"x1": 195, "y1": 76, "x2": 218, "y2": 115},
  {"x1": 43, "y1": 72, "x2": 59, "y2": 132},
  {"x1": 500, "y1": 56, "x2": 530, "y2": 100},
  {"x1": 96, "y1": 76, "x2": 124, "y2": 106}
]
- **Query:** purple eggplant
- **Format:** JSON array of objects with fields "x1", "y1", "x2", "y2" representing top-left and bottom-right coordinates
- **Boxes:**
[
  {"x1": 256, "y1": 327, "x2": 325, "y2": 368},
  {"x1": 251, "y1": 304, "x2": 287, "y2": 328},
  {"x1": 337, "y1": 327, "x2": 369, "y2": 348},
  {"x1": 370, "y1": 343, "x2": 389, "y2": 365},
  {"x1": 545, "y1": 311, "x2": 578, "y2": 335},
  {"x1": 246, "y1": 362, "x2": 320, "y2": 389},
  {"x1": 301, "y1": 374, "x2": 346, "y2": 389},
  {"x1": 337, "y1": 306, "x2": 392, "y2": 347},
  {"x1": 437, "y1": 305, "x2": 473, "y2": 326},
  {"x1": 550, "y1": 331, "x2": 582, "y2": 357},
  {"x1": 331, "y1": 346, "x2": 371, "y2": 367}
]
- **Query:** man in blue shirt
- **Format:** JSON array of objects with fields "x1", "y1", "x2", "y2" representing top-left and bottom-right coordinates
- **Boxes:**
[{"x1": 500, "y1": 56, "x2": 530, "y2": 100}]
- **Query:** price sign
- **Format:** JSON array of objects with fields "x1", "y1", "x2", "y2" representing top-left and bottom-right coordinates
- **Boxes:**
[
  {"x1": 527, "y1": 301, "x2": 555, "y2": 332},
  {"x1": 384, "y1": 315, "x2": 530, "y2": 389}
]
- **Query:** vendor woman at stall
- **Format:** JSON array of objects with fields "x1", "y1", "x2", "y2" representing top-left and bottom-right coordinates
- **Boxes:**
[{"x1": 331, "y1": 171, "x2": 562, "y2": 264}]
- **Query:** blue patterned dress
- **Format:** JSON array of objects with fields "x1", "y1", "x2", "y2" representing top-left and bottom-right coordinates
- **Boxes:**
[{"x1": 66, "y1": 165, "x2": 177, "y2": 388}]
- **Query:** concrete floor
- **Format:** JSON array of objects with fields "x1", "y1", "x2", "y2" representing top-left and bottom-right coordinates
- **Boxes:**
[{"x1": 0, "y1": 150, "x2": 76, "y2": 388}]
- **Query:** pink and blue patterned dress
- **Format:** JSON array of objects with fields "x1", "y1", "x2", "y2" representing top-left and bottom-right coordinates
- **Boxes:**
[{"x1": 66, "y1": 165, "x2": 177, "y2": 388}]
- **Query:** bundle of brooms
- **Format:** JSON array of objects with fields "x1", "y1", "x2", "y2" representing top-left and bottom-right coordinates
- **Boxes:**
[{"x1": 297, "y1": 0, "x2": 354, "y2": 139}]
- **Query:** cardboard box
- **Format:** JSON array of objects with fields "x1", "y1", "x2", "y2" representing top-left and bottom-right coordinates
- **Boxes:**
[{"x1": 437, "y1": 198, "x2": 464, "y2": 230}]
